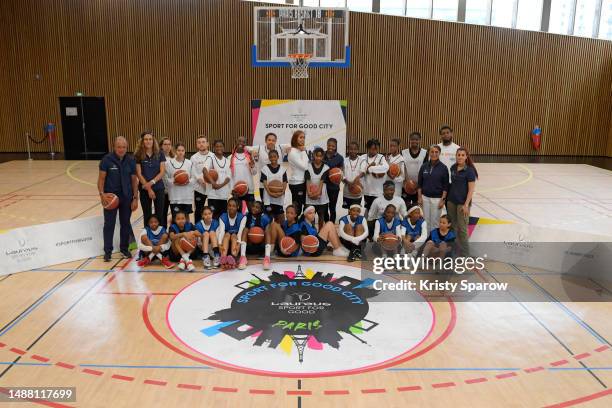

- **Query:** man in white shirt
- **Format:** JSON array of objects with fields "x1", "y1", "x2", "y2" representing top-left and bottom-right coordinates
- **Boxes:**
[
  {"x1": 402, "y1": 132, "x2": 428, "y2": 207},
  {"x1": 367, "y1": 181, "x2": 407, "y2": 239},
  {"x1": 190, "y1": 135, "x2": 214, "y2": 224},
  {"x1": 437, "y1": 125, "x2": 460, "y2": 176}
]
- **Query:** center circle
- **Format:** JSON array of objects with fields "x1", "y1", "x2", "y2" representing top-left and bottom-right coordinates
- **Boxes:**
[{"x1": 167, "y1": 262, "x2": 436, "y2": 377}]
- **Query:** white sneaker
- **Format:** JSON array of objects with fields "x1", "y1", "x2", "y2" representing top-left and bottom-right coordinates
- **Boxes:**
[
  {"x1": 213, "y1": 254, "x2": 221, "y2": 267},
  {"x1": 203, "y1": 256, "x2": 212, "y2": 269},
  {"x1": 178, "y1": 260, "x2": 186, "y2": 271},
  {"x1": 333, "y1": 247, "x2": 350, "y2": 257},
  {"x1": 186, "y1": 260, "x2": 195, "y2": 272}
]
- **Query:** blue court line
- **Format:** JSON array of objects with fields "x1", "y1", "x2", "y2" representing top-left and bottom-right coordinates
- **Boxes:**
[{"x1": 0, "y1": 362, "x2": 52, "y2": 366}]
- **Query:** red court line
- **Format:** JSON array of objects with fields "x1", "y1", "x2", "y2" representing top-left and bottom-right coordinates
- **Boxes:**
[
  {"x1": 212, "y1": 386, "x2": 238, "y2": 393},
  {"x1": 525, "y1": 366, "x2": 545, "y2": 373},
  {"x1": 97, "y1": 272, "x2": 117, "y2": 292},
  {"x1": 55, "y1": 362, "x2": 76, "y2": 369},
  {"x1": 495, "y1": 372, "x2": 517, "y2": 380},
  {"x1": 82, "y1": 368, "x2": 104, "y2": 376},
  {"x1": 287, "y1": 390, "x2": 312, "y2": 396},
  {"x1": 0, "y1": 342, "x2": 5, "y2": 347},
  {"x1": 397, "y1": 385, "x2": 422, "y2": 392},
  {"x1": 573, "y1": 353, "x2": 590, "y2": 360},
  {"x1": 111, "y1": 374, "x2": 135, "y2": 382},
  {"x1": 432, "y1": 382, "x2": 456, "y2": 388},
  {"x1": 323, "y1": 390, "x2": 350, "y2": 395},
  {"x1": 31, "y1": 354, "x2": 50, "y2": 362},
  {"x1": 595, "y1": 345, "x2": 610, "y2": 352},
  {"x1": 550, "y1": 359, "x2": 569, "y2": 367},
  {"x1": 177, "y1": 383, "x2": 202, "y2": 390},
  {"x1": 465, "y1": 377, "x2": 488, "y2": 384},
  {"x1": 249, "y1": 389, "x2": 275, "y2": 395},
  {"x1": 144, "y1": 379, "x2": 167, "y2": 386},
  {"x1": 361, "y1": 388, "x2": 386, "y2": 394},
  {"x1": 0, "y1": 387, "x2": 74, "y2": 408},
  {"x1": 10, "y1": 347, "x2": 26, "y2": 355},
  {"x1": 543, "y1": 388, "x2": 612, "y2": 408}
]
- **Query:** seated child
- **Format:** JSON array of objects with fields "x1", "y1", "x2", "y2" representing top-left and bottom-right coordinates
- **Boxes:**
[
  {"x1": 137, "y1": 215, "x2": 175, "y2": 269},
  {"x1": 402, "y1": 205, "x2": 428, "y2": 256},
  {"x1": 195, "y1": 206, "x2": 220, "y2": 270},
  {"x1": 217, "y1": 198, "x2": 246, "y2": 270},
  {"x1": 239, "y1": 201, "x2": 272, "y2": 270},
  {"x1": 299, "y1": 206, "x2": 349, "y2": 257},
  {"x1": 372, "y1": 204, "x2": 403, "y2": 255},
  {"x1": 422, "y1": 214, "x2": 456, "y2": 259},
  {"x1": 169, "y1": 211, "x2": 201, "y2": 272},
  {"x1": 267, "y1": 205, "x2": 302, "y2": 268},
  {"x1": 338, "y1": 204, "x2": 368, "y2": 262}
]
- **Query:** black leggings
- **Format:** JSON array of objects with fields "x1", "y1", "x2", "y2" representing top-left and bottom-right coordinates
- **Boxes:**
[
  {"x1": 327, "y1": 187, "x2": 340, "y2": 223},
  {"x1": 162, "y1": 192, "x2": 171, "y2": 227},
  {"x1": 289, "y1": 183, "x2": 306, "y2": 216},
  {"x1": 194, "y1": 191, "x2": 207, "y2": 224},
  {"x1": 139, "y1": 188, "x2": 165, "y2": 228}
]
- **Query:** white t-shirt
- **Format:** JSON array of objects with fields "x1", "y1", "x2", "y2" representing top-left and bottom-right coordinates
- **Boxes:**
[
  {"x1": 205, "y1": 155, "x2": 232, "y2": 200},
  {"x1": 343, "y1": 156, "x2": 366, "y2": 199},
  {"x1": 438, "y1": 142, "x2": 460, "y2": 177},
  {"x1": 386, "y1": 154, "x2": 405, "y2": 197},
  {"x1": 367, "y1": 195, "x2": 408, "y2": 221},
  {"x1": 248, "y1": 144, "x2": 290, "y2": 171},
  {"x1": 230, "y1": 152, "x2": 256, "y2": 193},
  {"x1": 402, "y1": 148, "x2": 428, "y2": 183},
  {"x1": 190, "y1": 150, "x2": 214, "y2": 195},
  {"x1": 260, "y1": 164, "x2": 287, "y2": 206},
  {"x1": 288, "y1": 148, "x2": 310, "y2": 185},
  {"x1": 305, "y1": 163, "x2": 330, "y2": 205},
  {"x1": 164, "y1": 158, "x2": 195, "y2": 205},
  {"x1": 362, "y1": 154, "x2": 389, "y2": 197}
]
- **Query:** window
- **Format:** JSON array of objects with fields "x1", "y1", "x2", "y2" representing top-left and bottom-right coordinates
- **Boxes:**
[
  {"x1": 347, "y1": 0, "x2": 371, "y2": 12},
  {"x1": 432, "y1": 0, "x2": 458, "y2": 21},
  {"x1": 465, "y1": 0, "x2": 491, "y2": 25},
  {"x1": 573, "y1": 0, "x2": 598, "y2": 37},
  {"x1": 491, "y1": 0, "x2": 516, "y2": 28},
  {"x1": 599, "y1": 0, "x2": 612, "y2": 39},
  {"x1": 516, "y1": 0, "x2": 543, "y2": 30},
  {"x1": 320, "y1": 0, "x2": 347, "y2": 6},
  {"x1": 381, "y1": 0, "x2": 406, "y2": 16},
  {"x1": 302, "y1": 0, "x2": 321, "y2": 6},
  {"x1": 406, "y1": 0, "x2": 432, "y2": 18},
  {"x1": 549, "y1": 0, "x2": 575, "y2": 34}
]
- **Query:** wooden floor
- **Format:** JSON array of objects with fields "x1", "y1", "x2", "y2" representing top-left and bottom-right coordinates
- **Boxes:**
[{"x1": 1, "y1": 160, "x2": 612, "y2": 408}]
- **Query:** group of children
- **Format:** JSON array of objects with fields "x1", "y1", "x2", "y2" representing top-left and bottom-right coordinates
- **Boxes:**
[{"x1": 136, "y1": 127, "x2": 469, "y2": 270}]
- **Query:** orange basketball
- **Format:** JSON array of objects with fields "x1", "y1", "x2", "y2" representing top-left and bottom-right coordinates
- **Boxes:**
[
  {"x1": 301, "y1": 235, "x2": 320, "y2": 254},
  {"x1": 381, "y1": 233, "x2": 400, "y2": 251},
  {"x1": 328, "y1": 167, "x2": 343, "y2": 184},
  {"x1": 206, "y1": 168, "x2": 218, "y2": 182},
  {"x1": 388, "y1": 163, "x2": 401, "y2": 179},
  {"x1": 173, "y1": 169, "x2": 190, "y2": 186},
  {"x1": 348, "y1": 180, "x2": 363, "y2": 196},
  {"x1": 247, "y1": 226, "x2": 265, "y2": 244},
  {"x1": 102, "y1": 193, "x2": 119, "y2": 210},
  {"x1": 232, "y1": 180, "x2": 248, "y2": 197},
  {"x1": 307, "y1": 183, "x2": 320, "y2": 198},
  {"x1": 267, "y1": 179, "x2": 285, "y2": 195},
  {"x1": 179, "y1": 236, "x2": 197, "y2": 253},
  {"x1": 280, "y1": 236, "x2": 299, "y2": 255},
  {"x1": 403, "y1": 179, "x2": 417, "y2": 195}
]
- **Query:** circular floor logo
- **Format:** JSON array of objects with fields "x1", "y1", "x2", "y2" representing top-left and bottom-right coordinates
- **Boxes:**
[{"x1": 167, "y1": 262, "x2": 434, "y2": 377}]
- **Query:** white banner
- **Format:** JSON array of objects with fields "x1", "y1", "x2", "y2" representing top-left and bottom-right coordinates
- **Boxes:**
[
  {"x1": 0, "y1": 215, "x2": 121, "y2": 275},
  {"x1": 251, "y1": 100, "x2": 347, "y2": 155}
]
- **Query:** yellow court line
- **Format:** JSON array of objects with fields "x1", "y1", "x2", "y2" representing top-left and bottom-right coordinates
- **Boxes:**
[
  {"x1": 66, "y1": 161, "x2": 97, "y2": 187},
  {"x1": 477, "y1": 163, "x2": 533, "y2": 194}
]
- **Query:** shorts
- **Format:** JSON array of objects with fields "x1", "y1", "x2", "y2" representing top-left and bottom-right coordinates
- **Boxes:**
[
  {"x1": 265, "y1": 203, "x2": 285, "y2": 216},
  {"x1": 207, "y1": 199, "x2": 227, "y2": 218},
  {"x1": 306, "y1": 235, "x2": 328, "y2": 257},
  {"x1": 170, "y1": 203, "x2": 193, "y2": 217},
  {"x1": 363, "y1": 195, "x2": 377, "y2": 210},
  {"x1": 342, "y1": 196, "x2": 362, "y2": 209}
]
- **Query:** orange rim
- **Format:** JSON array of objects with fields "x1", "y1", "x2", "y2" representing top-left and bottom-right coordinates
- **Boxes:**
[{"x1": 288, "y1": 53, "x2": 312, "y2": 59}]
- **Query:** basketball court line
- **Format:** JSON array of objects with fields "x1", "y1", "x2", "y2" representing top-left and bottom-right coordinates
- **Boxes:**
[
  {"x1": 65, "y1": 162, "x2": 96, "y2": 187},
  {"x1": 476, "y1": 164, "x2": 533, "y2": 194}
]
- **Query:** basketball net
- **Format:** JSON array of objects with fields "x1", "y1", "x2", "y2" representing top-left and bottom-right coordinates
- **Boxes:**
[{"x1": 288, "y1": 53, "x2": 311, "y2": 79}]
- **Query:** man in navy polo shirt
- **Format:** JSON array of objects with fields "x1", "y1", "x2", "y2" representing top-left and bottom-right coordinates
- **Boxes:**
[{"x1": 98, "y1": 136, "x2": 139, "y2": 262}]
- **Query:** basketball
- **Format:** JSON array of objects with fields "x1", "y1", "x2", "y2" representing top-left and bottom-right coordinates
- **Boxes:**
[
  {"x1": 207, "y1": 168, "x2": 218, "y2": 182},
  {"x1": 403, "y1": 179, "x2": 417, "y2": 195},
  {"x1": 348, "y1": 180, "x2": 363, "y2": 195},
  {"x1": 307, "y1": 183, "x2": 320, "y2": 198},
  {"x1": 301, "y1": 235, "x2": 320, "y2": 254},
  {"x1": 280, "y1": 236, "x2": 299, "y2": 255},
  {"x1": 179, "y1": 236, "x2": 197, "y2": 252},
  {"x1": 380, "y1": 233, "x2": 400, "y2": 251},
  {"x1": 247, "y1": 226, "x2": 265, "y2": 244},
  {"x1": 102, "y1": 193, "x2": 119, "y2": 210},
  {"x1": 267, "y1": 179, "x2": 285, "y2": 195},
  {"x1": 173, "y1": 169, "x2": 190, "y2": 186},
  {"x1": 328, "y1": 167, "x2": 343, "y2": 184},
  {"x1": 388, "y1": 163, "x2": 401, "y2": 179},
  {"x1": 232, "y1": 180, "x2": 248, "y2": 197}
]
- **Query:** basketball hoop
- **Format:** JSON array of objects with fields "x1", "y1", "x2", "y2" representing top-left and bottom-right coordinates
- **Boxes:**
[{"x1": 288, "y1": 53, "x2": 312, "y2": 79}]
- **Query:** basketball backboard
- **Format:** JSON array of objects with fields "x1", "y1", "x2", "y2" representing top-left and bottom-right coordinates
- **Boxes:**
[{"x1": 253, "y1": 7, "x2": 350, "y2": 68}]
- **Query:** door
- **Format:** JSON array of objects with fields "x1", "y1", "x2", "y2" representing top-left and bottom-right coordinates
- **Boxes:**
[{"x1": 59, "y1": 97, "x2": 108, "y2": 160}]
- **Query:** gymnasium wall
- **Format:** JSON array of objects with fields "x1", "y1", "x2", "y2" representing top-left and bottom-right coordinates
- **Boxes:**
[{"x1": 0, "y1": 0, "x2": 611, "y2": 156}]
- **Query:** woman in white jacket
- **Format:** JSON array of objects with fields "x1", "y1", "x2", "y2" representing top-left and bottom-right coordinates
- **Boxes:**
[
  {"x1": 164, "y1": 142, "x2": 195, "y2": 222},
  {"x1": 287, "y1": 130, "x2": 310, "y2": 216}
]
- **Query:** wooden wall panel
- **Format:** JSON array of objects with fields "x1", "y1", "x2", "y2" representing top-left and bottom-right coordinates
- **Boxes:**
[{"x1": 0, "y1": 0, "x2": 611, "y2": 156}]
